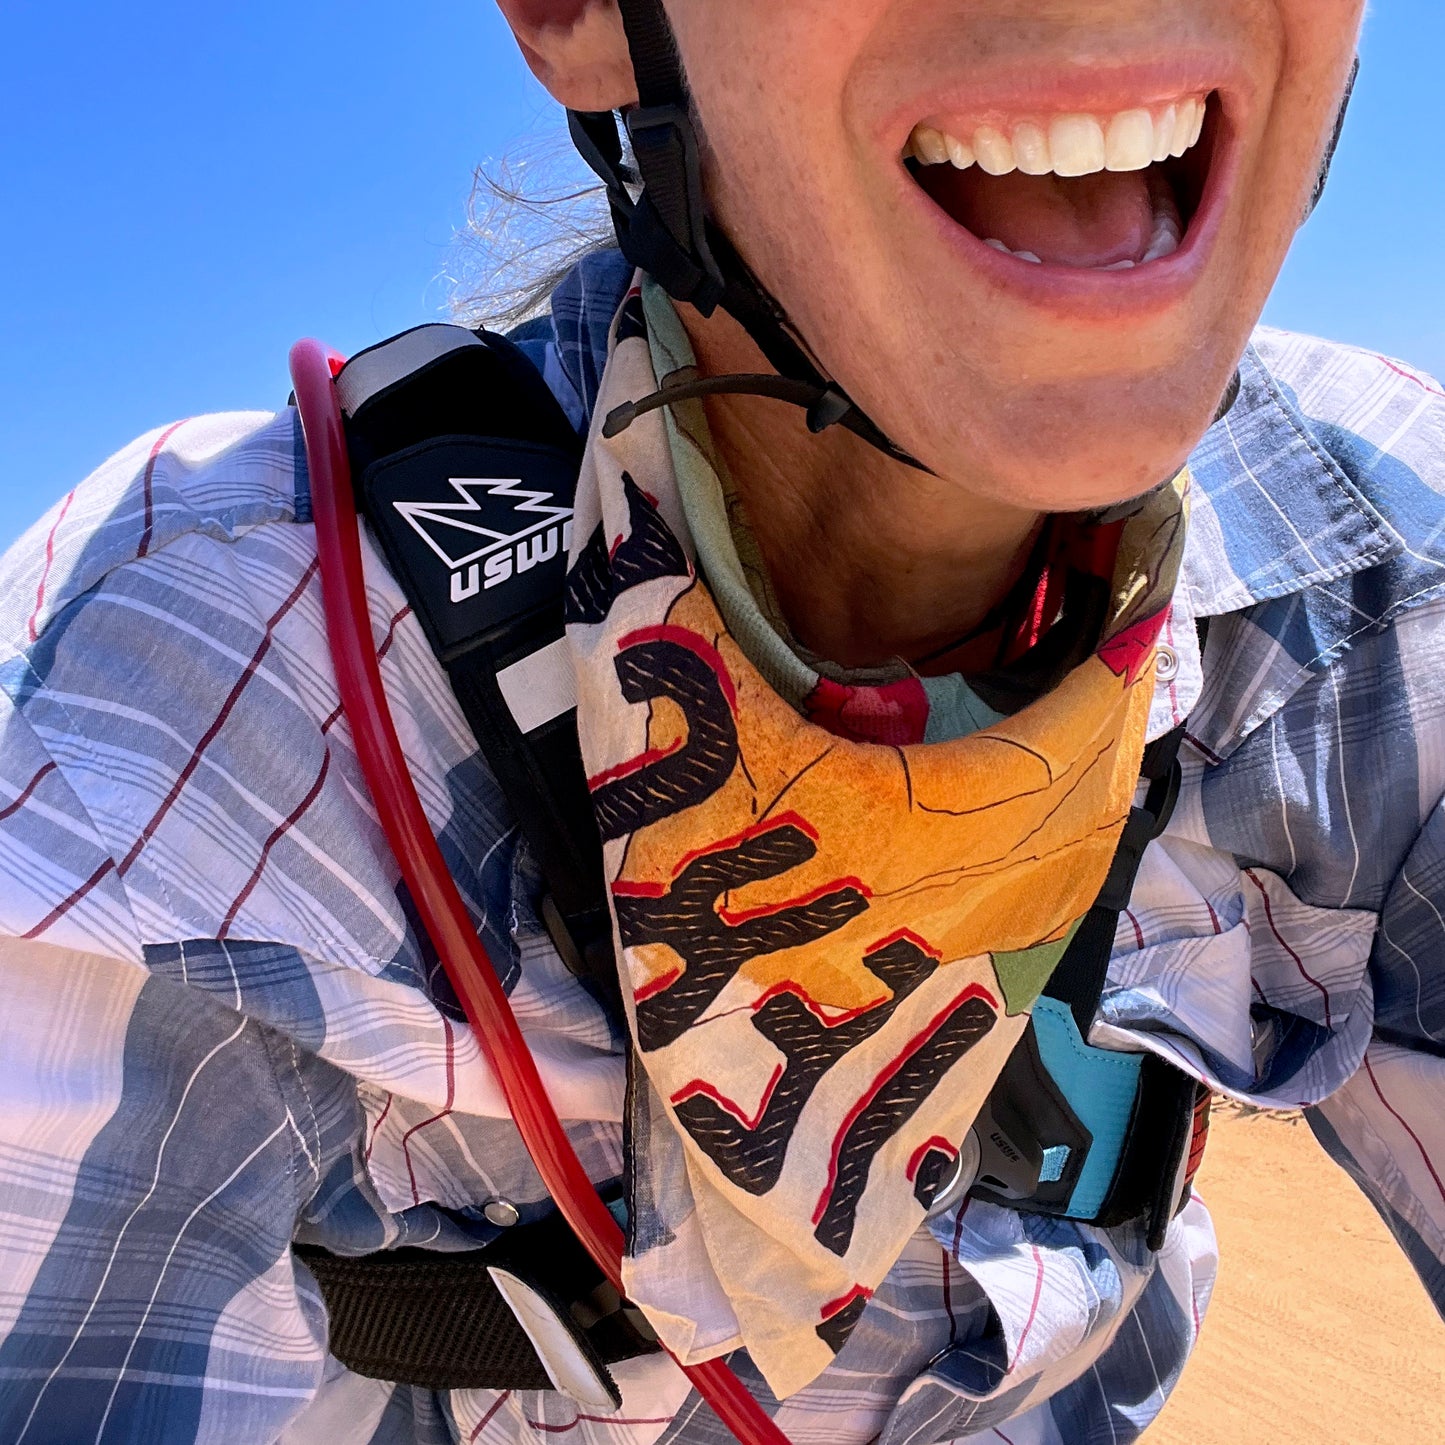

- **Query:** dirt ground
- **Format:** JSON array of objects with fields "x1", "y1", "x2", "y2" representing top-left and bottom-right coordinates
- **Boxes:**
[{"x1": 1148, "y1": 1107, "x2": 1444, "y2": 1444}]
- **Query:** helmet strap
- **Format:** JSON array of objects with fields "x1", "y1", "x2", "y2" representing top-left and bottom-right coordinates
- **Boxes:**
[
  {"x1": 1307, "y1": 55, "x2": 1360, "y2": 219},
  {"x1": 566, "y1": 0, "x2": 931, "y2": 471}
]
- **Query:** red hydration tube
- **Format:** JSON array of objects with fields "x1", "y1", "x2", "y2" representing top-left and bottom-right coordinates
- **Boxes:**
[{"x1": 290, "y1": 339, "x2": 788, "y2": 1445}]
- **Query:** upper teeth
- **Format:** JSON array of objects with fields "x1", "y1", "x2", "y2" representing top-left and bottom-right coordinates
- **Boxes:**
[{"x1": 908, "y1": 98, "x2": 1207, "y2": 178}]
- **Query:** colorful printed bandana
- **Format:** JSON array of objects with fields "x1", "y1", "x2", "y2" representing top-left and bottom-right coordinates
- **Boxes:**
[{"x1": 563, "y1": 282, "x2": 1189, "y2": 1398}]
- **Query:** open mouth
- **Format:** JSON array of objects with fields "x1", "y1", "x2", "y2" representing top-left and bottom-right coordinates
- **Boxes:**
[{"x1": 905, "y1": 94, "x2": 1222, "y2": 272}]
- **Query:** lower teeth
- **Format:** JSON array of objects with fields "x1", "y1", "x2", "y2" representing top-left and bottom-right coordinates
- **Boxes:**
[
  {"x1": 984, "y1": 237, "x2": 1042, "y2": 264},
  {"x1": 980, "y1": 218, "x2": 1180, "y2": 270}
]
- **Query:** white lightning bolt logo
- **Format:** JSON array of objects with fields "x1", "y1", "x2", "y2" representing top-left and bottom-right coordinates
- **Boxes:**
[{"x1": 393, "y1": 478, "x2": 573, "y2": 571}]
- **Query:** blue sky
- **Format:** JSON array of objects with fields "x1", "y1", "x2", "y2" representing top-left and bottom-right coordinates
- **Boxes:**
[{"x1": 2, "y1": 2, "x2": 1441, "y2": 552}]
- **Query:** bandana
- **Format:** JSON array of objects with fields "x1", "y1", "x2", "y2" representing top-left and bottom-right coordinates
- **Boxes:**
[{"x1": 563, "y1": 281, "x2": 1189, "y2": 1397}]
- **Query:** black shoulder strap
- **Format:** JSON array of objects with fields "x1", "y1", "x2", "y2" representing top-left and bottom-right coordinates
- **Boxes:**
[
  {"x1": 296, "y1": 1205, "x2": 659, "y2": 1400},
  {"x1": 1043, "y1": 723, "x2": 1186, "y2": 1034},
  {"x1": 336, "y1": 324, "x2": 621, "y2": 1014}
]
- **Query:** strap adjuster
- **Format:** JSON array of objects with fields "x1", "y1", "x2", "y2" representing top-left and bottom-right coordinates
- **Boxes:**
[{"x1": 622, "y1": 103, "x2": 725, "y2": 313}]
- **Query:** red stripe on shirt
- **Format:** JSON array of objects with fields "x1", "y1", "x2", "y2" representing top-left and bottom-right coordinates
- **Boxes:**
[
  {"x1": 28, "y1": 490, "x2": 76, "y2": 642},
  {"x1": 137, "y1": 419, "x2": 191, "y2": 558},
  {"x1": 0, "y1": 762, "x2": 57, "y2": 823},
  {"x1": 218, "y1": 749, "x2": 332, "y2": 937},
  {"x1": 1244, "y1": 869, "x2": 1333, "y2": 1029},
  {"x1": 23, "y1": 560, "x2": 318, "y2": 936},
  {"x1": 401, "y1": 1016, "x2": 457, "y2": 1206},
  {"x1": 1363, "y1": 1052, "x2": 1445, "y2": 1206}
]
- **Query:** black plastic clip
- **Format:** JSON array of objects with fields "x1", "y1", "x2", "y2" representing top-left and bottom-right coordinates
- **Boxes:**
[
  {"x1": 623, "y1": 103, "x2": 726, "y2": 314},
  {"x1": 806, "y1": 387, "x2": 855, "y2": 434}
]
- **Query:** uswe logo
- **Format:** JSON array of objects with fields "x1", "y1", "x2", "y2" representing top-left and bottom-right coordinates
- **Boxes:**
[{"x1": 394, "y1": 478, "x2": 573, "y2": 605}]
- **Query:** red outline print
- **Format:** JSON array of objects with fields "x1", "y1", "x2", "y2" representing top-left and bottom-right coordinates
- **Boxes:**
[
  {"x1": 750, "y1": 980, "x2": 890, "y2": 1028},
  {"x1": 907, "y1": 1135, "x2": 960, "y2": 1183},
  {"x1": 633, "y1": 965, "x2": 682, "y2": 1003},
  {"x1": 681, "y1": 810, "x2": 819, "y2": 868},
  {"x1": 587, "y1": 737, "x2": 685, "y2": 793},
  {"x1": 813, "y1": 981, "x2": 999, "y2": 1226},
  {"x1": 1098, "y1": 608, "x2": 1169, "y2": 687},
  {"x1": 820, "y1": 1284, "x2": 874, "y2": 1322},
  {"x1": 716, "y1": 876, "x2": 871, "y2": 927},
  {"x1": 612, "y1": 811, "x2": 829, "y2": 899},
  {"x1": 618, "y1": 624, "x2": 739, "y2": 712},
  {"x1": 866, "y1": 928, "x2": 944, "y2": 963},
  {"x1": 670, "y1": 1063, "x2": 786, "y2": 1131}
]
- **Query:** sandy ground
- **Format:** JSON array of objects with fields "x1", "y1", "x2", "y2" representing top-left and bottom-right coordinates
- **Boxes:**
[{"x1": 1148, "y1": 1107, "x2": 1444, "y2": 1444}]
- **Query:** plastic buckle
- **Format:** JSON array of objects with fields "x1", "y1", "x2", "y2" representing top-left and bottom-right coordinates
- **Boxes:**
[
  {"x1": 623, "y1": 103, "x2": 725, "y2": 313},
  {"x1": 806, "y1": 387, "x2": 854, "y2": 434}
]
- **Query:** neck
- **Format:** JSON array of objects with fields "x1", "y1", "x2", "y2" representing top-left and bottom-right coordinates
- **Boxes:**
[{"x1": 679, "y1": 306, "x2": 1043, "y2": 672}]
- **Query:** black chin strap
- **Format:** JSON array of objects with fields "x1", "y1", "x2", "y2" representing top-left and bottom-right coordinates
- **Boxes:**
[
  {"x1": 1309, "y1": 55, "x2": 1360, "y2": 218},
  {"x1": 566, "y1": 0, "x2": 930, "y2": 471}
]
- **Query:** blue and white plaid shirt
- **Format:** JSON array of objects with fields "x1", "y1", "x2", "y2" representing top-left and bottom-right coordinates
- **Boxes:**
[{"x1": 0, "y1": 251, "x2": 1441, "y2": 1445}]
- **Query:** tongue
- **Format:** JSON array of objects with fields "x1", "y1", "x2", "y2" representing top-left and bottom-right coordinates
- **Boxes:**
[{"x1": 921, "y1": 165, "x2": 1163, "y2": 268}]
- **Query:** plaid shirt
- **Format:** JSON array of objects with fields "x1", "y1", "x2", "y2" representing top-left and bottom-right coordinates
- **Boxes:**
[{"x1": 0, "y1": 250, "x2": 1441, "y2": 1444}]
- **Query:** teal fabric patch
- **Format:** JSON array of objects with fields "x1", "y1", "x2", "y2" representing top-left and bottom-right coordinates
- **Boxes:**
[
  {"x1": 921, "y1": 673, "x2": 1007, "y2": 743},
  {"x1": 1030, "y1": 996, "x2": 1144, "y2": 1219}
]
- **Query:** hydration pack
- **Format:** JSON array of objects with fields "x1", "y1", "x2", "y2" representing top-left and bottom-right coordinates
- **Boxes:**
[{"x1": 297, "y1": 322, "x2": 1210, "y2": 1396}]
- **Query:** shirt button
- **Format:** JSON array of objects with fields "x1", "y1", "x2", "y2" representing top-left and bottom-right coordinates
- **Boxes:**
[
  {"x1": 483, "y1": 1198, "x2": 521, "y2": 1228},
  {"x1": 1155, "y1": 644, "x2": 1180, "y2": 683}
]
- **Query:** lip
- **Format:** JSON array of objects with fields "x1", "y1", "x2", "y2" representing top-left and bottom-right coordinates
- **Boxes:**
[{"x1": 892, "y1": 95, "x2": 1241, "y2": 321}]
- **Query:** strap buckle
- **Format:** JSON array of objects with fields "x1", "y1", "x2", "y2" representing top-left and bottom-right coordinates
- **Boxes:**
[{"x1": 622, "y1": 103, "x2": 726, "y2": 313}]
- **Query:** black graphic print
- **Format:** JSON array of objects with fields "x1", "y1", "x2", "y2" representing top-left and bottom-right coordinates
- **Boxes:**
[
  {"x1": 673, "y1": 934, "x2": 940, "y2": 1195},
  {"x1": 565, "y1": 472, "x2": 690, "y2": 625},
  {"x1": 816, "y1": 1292, "x2": 871, "y2": 1352},
  {"x1": 619, "y1": 823, "x2": 871, "y2": 1053},
  {"x1": 616, "y1": 292, "x2": 648, "y2": 343},
  {"x1": 591, "y1": 634, "x2": 740, "y2": 843},
  {"x1": 812, "y1": 993, "x2": 996, "y2": 1257},
  {"x1": 910, "y1": 1145, "x2": 959, "y2": 1211}
]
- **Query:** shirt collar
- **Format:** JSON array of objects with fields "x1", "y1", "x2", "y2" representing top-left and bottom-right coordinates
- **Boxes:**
[{"x1": 1177, "y1": 342, "x2": 1401, "y2": 619}]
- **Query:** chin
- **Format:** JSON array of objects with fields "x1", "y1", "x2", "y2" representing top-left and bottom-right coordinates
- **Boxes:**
[{"x1": 873, "y1": 354, "x2": 1233, "y2": 511}]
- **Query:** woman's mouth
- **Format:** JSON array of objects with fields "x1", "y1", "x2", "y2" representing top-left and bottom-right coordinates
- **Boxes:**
[{"x1": 905, "y1": 94, "x2": 1221, "y2": 273}]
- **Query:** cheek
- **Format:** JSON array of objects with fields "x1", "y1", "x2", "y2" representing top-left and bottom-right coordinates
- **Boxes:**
[
  {"x1": 1269, "y1": 0, "x2": 1365, "y2": 158},
  {"x1": 1234, "y1": 2, "x2": 1362, "y2": 261},
  {"x1": 671, "y1": 0, "x2": 883, "y2": 182},
  {"x1": 1277, "y1": 0, "x2": 1365, "y2": 66}
]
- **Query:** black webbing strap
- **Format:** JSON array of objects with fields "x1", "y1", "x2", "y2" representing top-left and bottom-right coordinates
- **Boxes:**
[
  {"x1": 1041, "y1": 722, "x2": 1209, "y2": 1248},
  {"x1": 296, "y1": 1210, "x2": 657, "y2": 1393},
  {"x1": 969, "y1": 717, "x2": 1211, "y2": 1247},
  {"x1": 337, "y1": 324, "x2": 621, "y2": 1013},
  {"x1": 1044, "y1": 725, "x2": 1186, "y2": 1035},
  {"x1": 616, "y1": 0, "x2": 683, "y2": 108}
]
